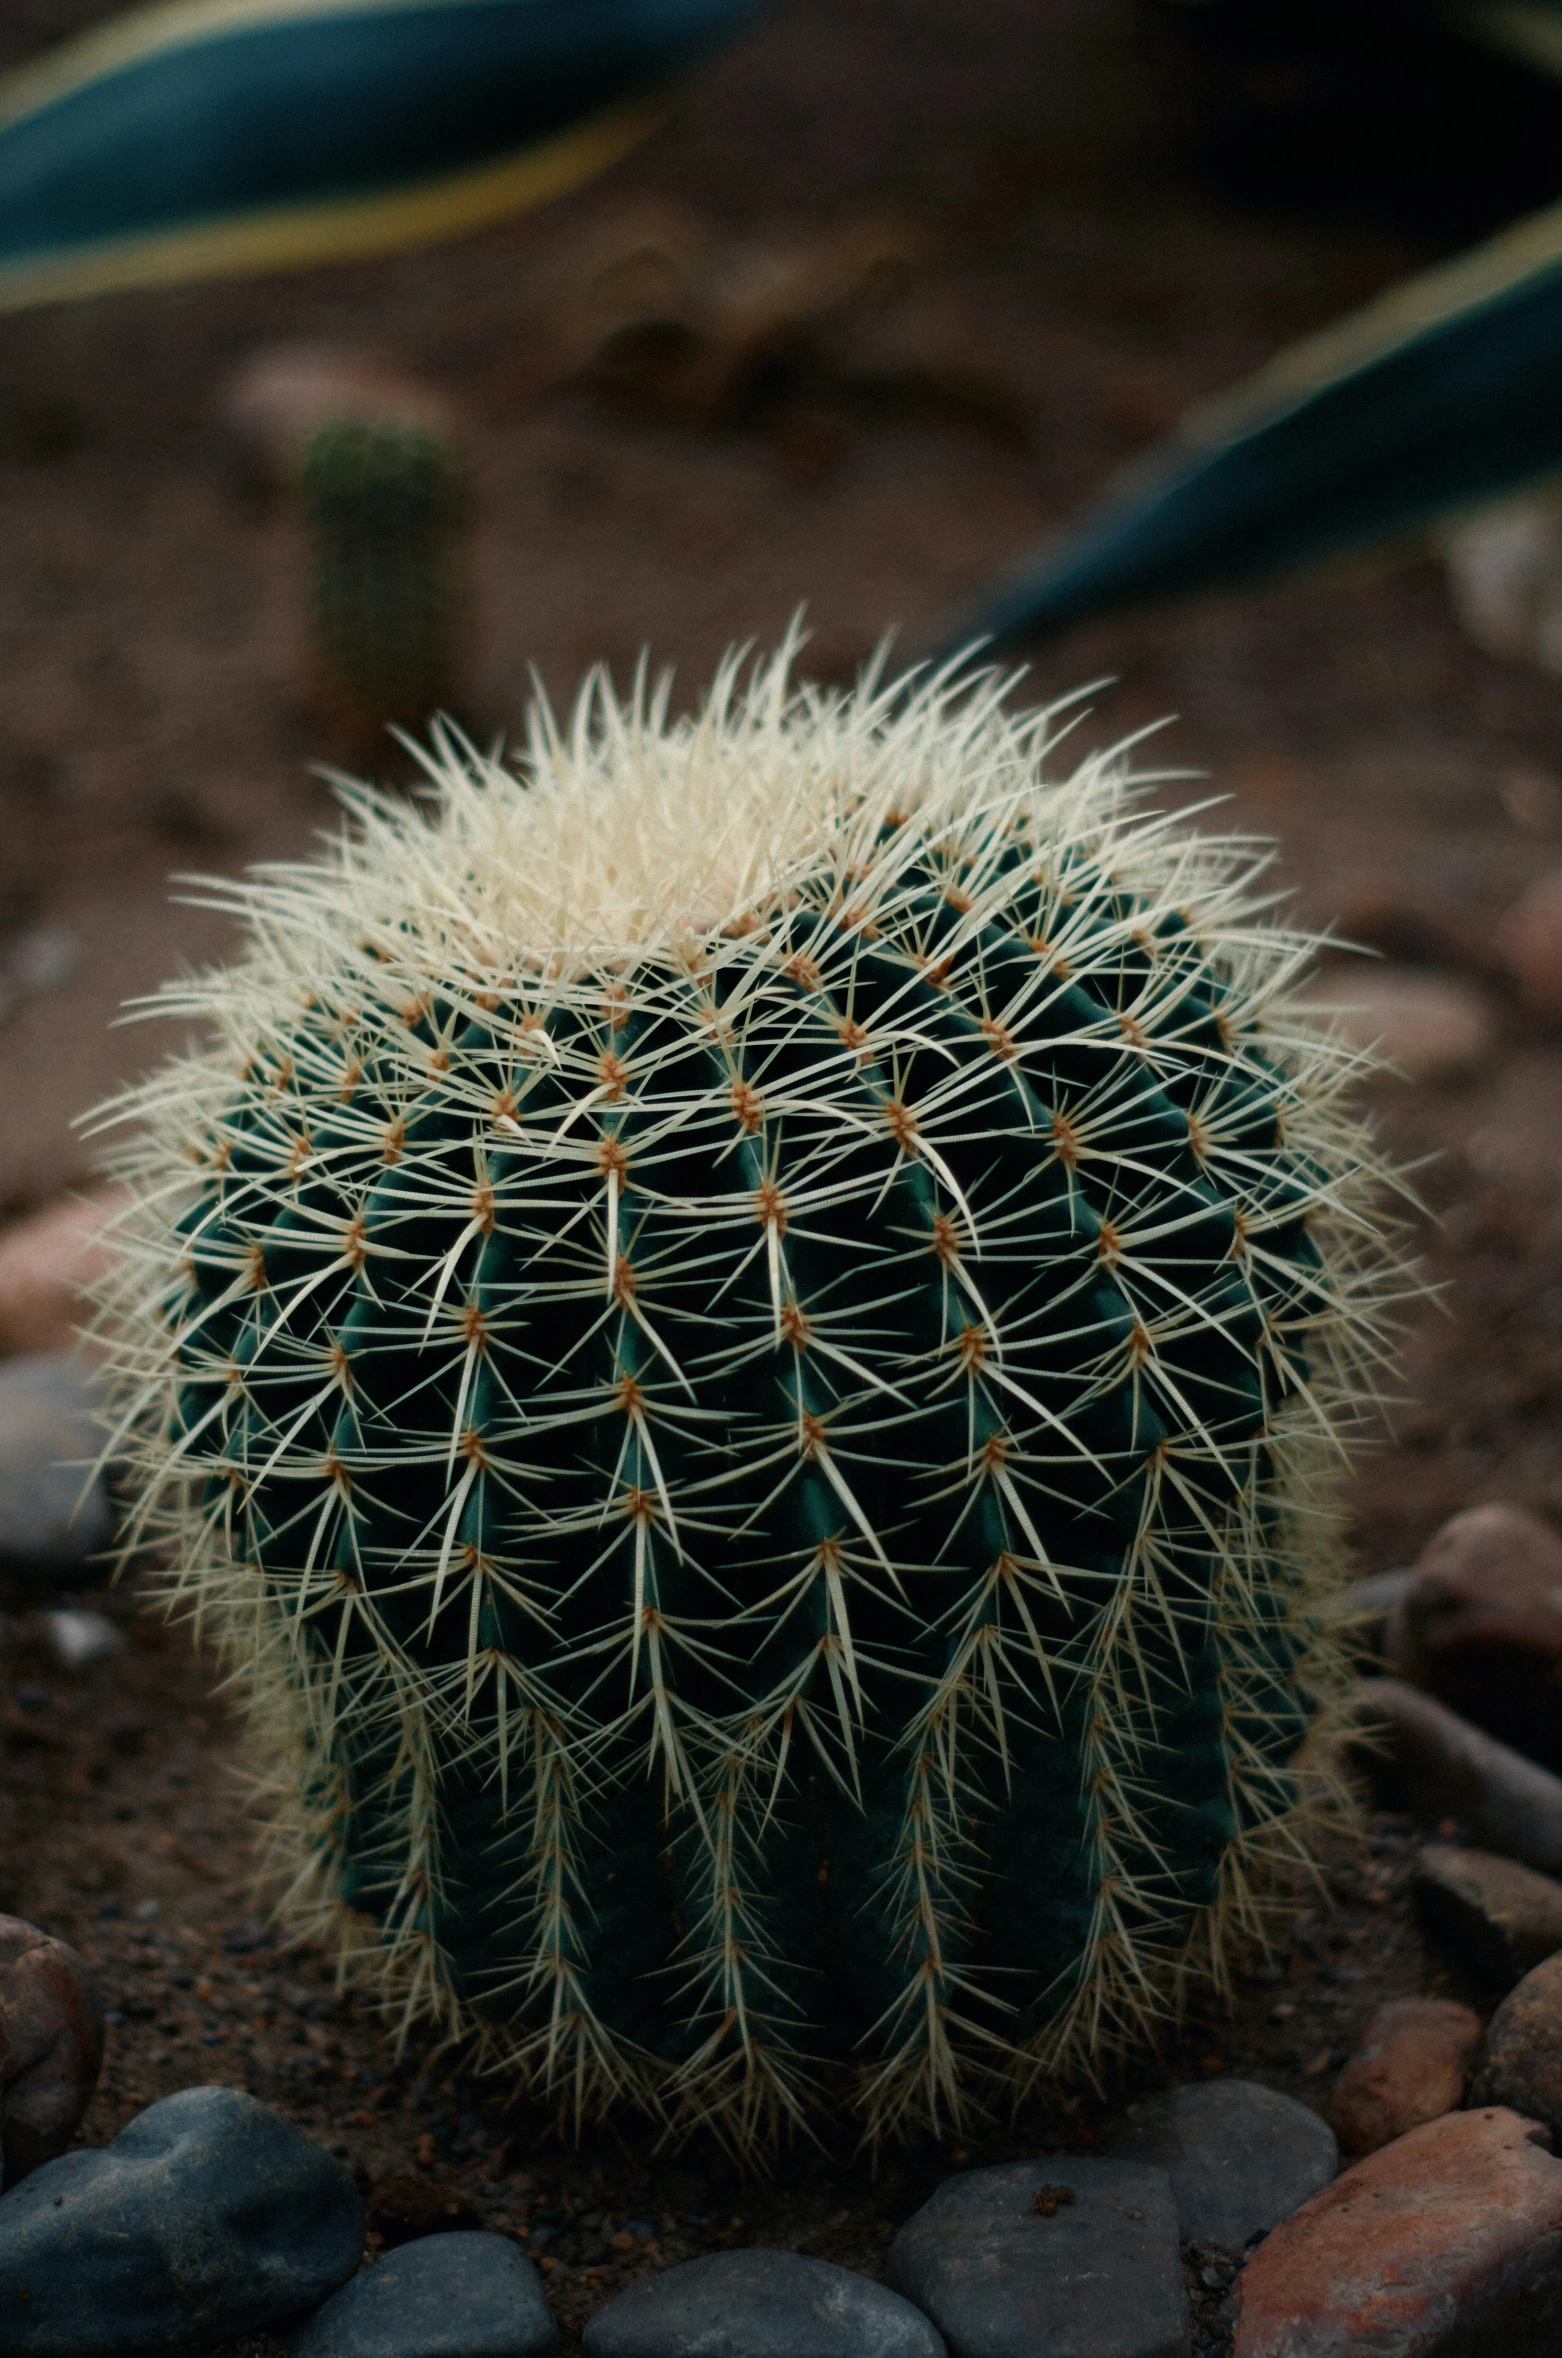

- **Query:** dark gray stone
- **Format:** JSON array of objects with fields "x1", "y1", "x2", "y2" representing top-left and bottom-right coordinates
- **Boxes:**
[
  {"x1": 887, "y1": 2157, "x2": 1187, "y2": 2358},
  {"x1": 293, "y1": 2232, "x2": 557, "y2": 2358},
  {"x1": 0, "y1": 2083, "x2": 362, "y2": 2355},
  {"x1": 0, "y1": 1353, "x2": 112, "y2": 1573},
  {"x1": 1105, "y1": 2077, "x2": 1337, "y2": 2248},
  {"x1": 583, "y1": 2247, "x2": 945, "y2": 2358},
  {"x1": 1414, "y1": 1843, "x2": 1562, "y2": 1989}
]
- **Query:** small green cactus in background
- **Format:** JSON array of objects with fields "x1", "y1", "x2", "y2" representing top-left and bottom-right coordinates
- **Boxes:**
[
  {"x1": 299, "y1": 416, "x2": 466, "y2": 747},
  {"x1": 94, "y1": 644, "x2": 1401, "y2": 2151}
]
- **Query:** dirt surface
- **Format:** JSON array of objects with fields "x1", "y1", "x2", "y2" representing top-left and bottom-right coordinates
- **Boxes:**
[{"x1": 3, "y1": 0, "x2": 1562, "y2": 2345}]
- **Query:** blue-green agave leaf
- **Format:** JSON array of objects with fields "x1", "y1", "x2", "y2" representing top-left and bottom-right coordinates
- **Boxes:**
[
  {"x1": 0, "y1": 0, "x2": 764, "y2": 313},
  {"x1": 939, "y1": 192, "x2": 1562, "y2": 655}
]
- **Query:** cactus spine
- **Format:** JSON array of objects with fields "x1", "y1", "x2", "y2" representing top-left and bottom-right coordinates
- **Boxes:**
[{"x1": 94, "y1": 644, "x2": 1399, "y2": 2150}]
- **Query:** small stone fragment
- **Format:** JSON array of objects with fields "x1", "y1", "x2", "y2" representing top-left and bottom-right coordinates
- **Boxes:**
[
  {"x1": 0, "y1": 1353, "x2": 112, "y2": 1576},
  {"x1": 1471, "y1": 1951, "x2": 1562, "y2": 2138},
  {"x1": 888, "y1": 2157, "x2": 1187, "y2": 2358},
  {"x1": 1327, "y1": 1997, "x2": 1482, "y2": 2156},
  {"x1": 1384, "y1": 1502, "x2": 1562, "y2": 1769},
  {"x1": 1107, "y1": 2078, "x2": 1337, "y2": 2248},
  {"x1": 0, "y1": 1192, "x2": 123, "y2": 1360},
  {"x1": 1414, "y1": 1844, "x2": 1562, "y2": 1988},
  {"x1": 583, "y1": 2247, "x2": 945, "y2": 2358},
  {"x1": 1351, "y1": 1678, "x2": 1562, "y2": 1872},
  {"x1": 1232, "y1": 2106, "x2": 1562, "y2": 2357},
  {"x1": 1498, "y1": 863, "x2": 1562, "y2": 1023},
  {"x1": 0, "y1": 1918, "x2": 103, "y2": 2189},
  {"x1": 0, "y1": 2083, "x2": 362, "y2": 2354},
  {"x1": 1304, "y1": 967, "x2": 1498, "y2": 1084},
  {"x1": 293, "y1": 2231, "x2": 557, "y2": 2358}
]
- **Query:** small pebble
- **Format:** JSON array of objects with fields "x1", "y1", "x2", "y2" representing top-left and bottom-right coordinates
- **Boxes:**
[
  {"x1": 583, "y1": 2247, "x2": 945, "y2": 2358},
  {"x1": 0, "y1": 2084, "x2": 362, "y2": 2354},
  {"x1": 293, "y1": 2230, "x2": 557, "y2": 2358},
  {"x1": 1107, "y1": 2078, "x2": 1336, "y2": 2250},
  {"x1": 888, "y1": 2157, "x2": 1186, "y2": 2358},
  {"x1": 0, "y1": 1353, "x2": 113, "y2": 1575},
  {"x1": 1414, "y1": 1843, "x2": 1562, "y2": 1988},
  {"x1": 1233, "y1": 2107, "x2": 1562, "y2": 2356},
  {"x1": 41, "y1": 1611, "x2": 122, "y2": 1672},
  {"x1": 1470, "y1": 1951, "x2": 1562, "y2": 2137},
  {"x1": 0, "y1": 1917, "x2": 103, "y2": 2189},
  {"x1": 1327, "y1": 1997, "x2": 1482, "y2": 2157}
]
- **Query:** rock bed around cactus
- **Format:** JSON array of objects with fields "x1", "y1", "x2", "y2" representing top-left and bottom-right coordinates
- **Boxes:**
[{"x1": 0, "y1": 1547, "x2": 1513, "y2": 2358}]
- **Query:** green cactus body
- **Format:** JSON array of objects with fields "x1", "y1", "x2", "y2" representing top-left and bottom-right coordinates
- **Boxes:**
[
  {"x1": 300, "y1": 416, "x2": 465, "y2": 738},
  {"x1": 96, "y1": 647, "x2": 1397, "y2": 2148}
]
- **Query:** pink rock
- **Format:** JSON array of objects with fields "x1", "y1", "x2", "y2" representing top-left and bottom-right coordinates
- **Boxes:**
[
  {"x1": 1499, "y1": 866, "x2": 1562, "y2": 1023},
  {"x1": 0, "y1": 1915, "x2": 105, "y2": 2187},
  {"x1": 1304, "y1": 967, "x2": 1497, "y2": 1084},
  {"x1": 221, "y1": 342, "x2": 456, "y2": 491},
  {"x1": 1328, "y1": 1997, "x2": 1482, "y2": 2156},
  {"x1": 1385, "y1": 1503, "x2": 1562, "y2": 1770},
  {"x1": 0, "y1": 1189, "x2": 124, "y2": 1359},
  {"x1": 1232, "y1": 2108, "x2": 1562, "y2": 2357}
]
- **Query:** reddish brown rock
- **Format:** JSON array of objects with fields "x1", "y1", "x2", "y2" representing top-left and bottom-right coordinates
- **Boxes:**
[
  {"x1": 1385, "y1": 1503, "x2": 1562, "y2": 1770},
  {"x1": 1499, "y1": 866, "x2": 1562, "y2": 1023},
  {"x1": 1328, "y1": 1997, "x2": 1482, "y2": 2156},
  {"x1": 0, "y1": 1915, "x2": 104, "y2": 2187},
  {"x1": 1471, "y1": 1951, "x2": 1562, "y2": 2140},
  {"x1": 1232, "y1": 2108, "x2": 1562, "y2": 2357}
]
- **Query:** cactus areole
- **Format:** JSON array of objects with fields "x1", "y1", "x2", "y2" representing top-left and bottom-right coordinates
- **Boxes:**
[{"x1": 95, "y1": 644, "x2": 1397, "y2": 2149}]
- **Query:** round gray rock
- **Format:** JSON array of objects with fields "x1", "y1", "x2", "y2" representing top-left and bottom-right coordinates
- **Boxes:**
[
  {"x1": 0, "y1": 1352, "x2": 112, "y2": 1574},
  {"x1": 293, "y1": 2231, "x2": 557, "y2": 2358},
  {"x1": 583, "y1": 2248, "x2": 945, "y2": 2358},
  {"x1": 888, "y1": 2158, "x2": 1186, "y2": 2358},
  {"x1": 1106, "y1": 2077, "x2": 1336, "y2": 2249},
  {"x1": 0, "y1": 2083, "x2": 362, "y2": 2355}
]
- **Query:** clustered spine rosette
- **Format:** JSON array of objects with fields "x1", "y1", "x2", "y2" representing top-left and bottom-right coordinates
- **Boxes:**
[{"x1": 92, "y1": 644, "x2": 1401, "y2": 2152}]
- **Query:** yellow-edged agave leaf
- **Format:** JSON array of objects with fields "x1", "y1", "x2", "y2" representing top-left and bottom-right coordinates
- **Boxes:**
[
  {"x1": 936, "y1": 189, "x2": 1562, "y2": 655},
  {"x1": 0, "y1": 0, "x2": 763, "y2": 314}
]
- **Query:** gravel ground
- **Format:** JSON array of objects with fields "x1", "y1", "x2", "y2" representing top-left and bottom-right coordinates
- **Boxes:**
[{"x1": 0, "y1": 1565, "x2": 1480, "y2": 2353}]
